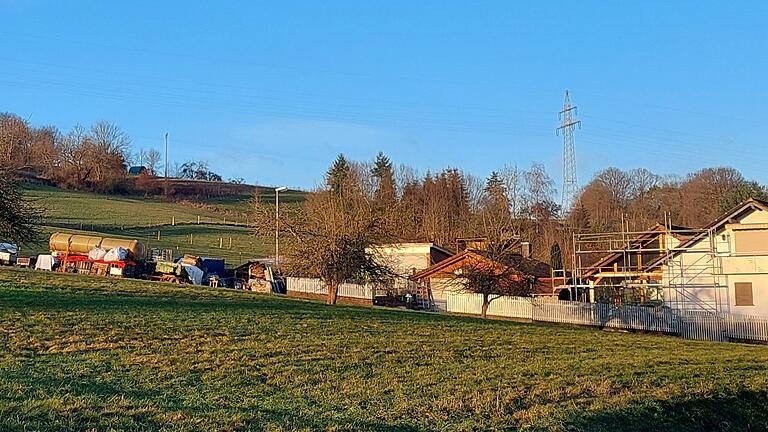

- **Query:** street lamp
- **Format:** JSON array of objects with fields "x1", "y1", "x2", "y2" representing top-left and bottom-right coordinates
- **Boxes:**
[{"x1": 274, "y1": 186, "x2": 288, "y2": 267}]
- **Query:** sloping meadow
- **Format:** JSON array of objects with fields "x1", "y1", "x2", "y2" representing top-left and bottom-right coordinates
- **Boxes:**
[{"x1": 1, "y1": 268, "x2": 767, "y2": 431}]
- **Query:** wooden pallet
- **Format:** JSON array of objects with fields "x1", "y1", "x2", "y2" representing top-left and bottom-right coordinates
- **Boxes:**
[{"x1": 90, "y1": 262, "x2": 110, "y2": 276}]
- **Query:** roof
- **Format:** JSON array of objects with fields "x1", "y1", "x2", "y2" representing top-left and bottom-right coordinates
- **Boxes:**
[
  {"x1": 582, "y1": 223, "x2": 694, "y2": 277},
  {"x1": 128, "y1": 166, "x2": 147, "y2": 175},
  {"x1": 411, "y1": 249, "x2": 550, "y2": 280},
  {"x1": 646, "y1": 197, "x2": 768, "y2": 270}
]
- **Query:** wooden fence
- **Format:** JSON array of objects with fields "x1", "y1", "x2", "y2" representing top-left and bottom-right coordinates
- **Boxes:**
[
  {"x1": 448, "y1": 293, "x2": 768, "y2": 343},
  {"x1": 286, "y1": 277, "x2": 373, "y2": 300}
]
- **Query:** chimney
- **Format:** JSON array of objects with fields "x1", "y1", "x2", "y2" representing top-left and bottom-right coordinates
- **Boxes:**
[{"x1": 520, "y1": 242, "x2": 531, "y2": 259}]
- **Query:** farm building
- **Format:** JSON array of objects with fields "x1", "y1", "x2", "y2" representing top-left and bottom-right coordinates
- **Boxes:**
[
  {"x1": 367, "y1": 242, "x2": 453, "y2": 277},
  {"x1": 411, "y1": 248, "x2": 556, "y2": 312}
]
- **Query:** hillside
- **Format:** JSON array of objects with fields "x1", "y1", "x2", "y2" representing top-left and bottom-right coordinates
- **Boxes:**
[
  {"x1": 1, "y1": 268, "x2": 767, "y2": 431},
  {"x1": 20, "y1": 185, "x2": 304, "y2": 263}
]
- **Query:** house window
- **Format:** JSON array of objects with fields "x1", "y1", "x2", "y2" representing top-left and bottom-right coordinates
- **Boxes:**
[
  {"x1": 734, "y1": 230, "x2": 768, "y2": 254},
  {"x1": 734, "y1": 282, "x2": 754, "y2": 306}
]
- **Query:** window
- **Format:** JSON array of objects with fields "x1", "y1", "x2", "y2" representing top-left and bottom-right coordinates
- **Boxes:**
[
  {"x1": 734, "y1": 230, "x2": 768, "y2": 254},
  {"x1": 734, "y1": 282, "x2": 754, "y2": 306}
]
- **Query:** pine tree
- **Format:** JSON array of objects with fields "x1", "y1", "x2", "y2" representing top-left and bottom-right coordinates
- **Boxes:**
[
  {"x1": 371, "y1": 151, "x2": 396, "y2": 204},
  {"x1": 0, "y1": 174, "x2": 42, "y2": 244},
  {"x1": 485, "y1": 171, "x2": 508, "y2": 208},
  {"x1": 326, "y1": 154, "x2": 350, "y2": 194}
]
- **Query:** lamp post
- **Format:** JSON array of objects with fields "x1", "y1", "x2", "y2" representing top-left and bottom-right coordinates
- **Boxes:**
[{"x1": 274, "y1": 186, "x2": 288, "y2": 267}]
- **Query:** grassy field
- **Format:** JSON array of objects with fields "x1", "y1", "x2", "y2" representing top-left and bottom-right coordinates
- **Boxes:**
[
  {"x1": 1, "y1": 268, "x2": 767, "y2": 431},
  {"x1": 23, "y1": 225, "x2": 268, "y2": 265},
  {"x1": 19, "y1": 184, "x2": 295, "y2": 264}
]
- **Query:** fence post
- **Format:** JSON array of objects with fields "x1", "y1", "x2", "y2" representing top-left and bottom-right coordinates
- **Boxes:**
[
  {"x1": 172, "y1": 216, "x2": 175, "y2": 226},
  {"x1": 197, "y1": 215, "x2": 200, "y2": 225},
  {"x1": 157, "y1": 230, "x2": 161, "y2": 241},
  {"x1": 229, "y1": 237, "x2": 232, "y2": 249},
  {"x1": 219, "y1": 237, "x2": 223, "y2": 249}
]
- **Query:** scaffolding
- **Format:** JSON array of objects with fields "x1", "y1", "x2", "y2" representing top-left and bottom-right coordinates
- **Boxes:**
[{"x1": 571, "y1": 216, "x2": 728, "y2": 313}]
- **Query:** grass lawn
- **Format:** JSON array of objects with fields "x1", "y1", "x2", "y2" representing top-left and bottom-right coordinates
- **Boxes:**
[
  {"x1": 23, "y1": 184, "x2": 245, "y2": 227},
  {"x1": 23, "y1": 225, "x2": 268, "y2": 265},
  {"x1": 1, "y1": 269, "x2": 767, "y2": 431}
]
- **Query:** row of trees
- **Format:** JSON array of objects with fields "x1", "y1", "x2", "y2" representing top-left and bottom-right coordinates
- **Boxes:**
[
  {"x1": 0, "y1": 112, "x2": 225, "y2": 193},
  {"x1": 573, "y1": 166, "x2": 768, "y2": 232}
]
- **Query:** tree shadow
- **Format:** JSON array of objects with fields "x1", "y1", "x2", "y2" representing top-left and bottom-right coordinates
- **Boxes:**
[{"x1": 566, "y1": 390, "x2": 768, "y2": 432}]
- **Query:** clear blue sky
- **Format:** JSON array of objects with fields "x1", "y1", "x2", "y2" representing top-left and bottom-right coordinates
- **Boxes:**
[{"x1": 2, "y1": 1, "x2": 766, "y2": 190}]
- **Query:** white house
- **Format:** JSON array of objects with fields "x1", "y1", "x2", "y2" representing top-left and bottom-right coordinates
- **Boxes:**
[
  {"x1": 367, "y1": 242, "x2": 453, "y2": 278},
  {"x1": 653, "y1": 198, "x2": 768, "y2": 316}
]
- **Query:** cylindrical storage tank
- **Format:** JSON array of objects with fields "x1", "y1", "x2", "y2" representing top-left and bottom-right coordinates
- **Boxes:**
[
  {"x1": 49, "y1": 232, "x2": 74, "y2": 253},
  {"x1": 69, "y1": 235, "x2": 104, "y2": 255},
  {"x1": 49, "y1": 233, "x2": 146, "y2": 259},
  {"x1": 49, "y1": 233, "x2": 103, "y2": 255},
  {"x1": 100, "y1": 238, "x2": 146, "y2": 259}
]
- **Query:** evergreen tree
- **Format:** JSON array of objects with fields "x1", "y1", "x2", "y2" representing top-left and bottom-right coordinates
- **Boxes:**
[
  {"x1": 485, "y1": 171, "x2": 508, "y2": 209},
  {"x1": 371, "y1": 151, "x2": 396, "y2": 204},
  {"x1": 0, "y1": 174, "x2": 42, "y2": 244},
  {"x1": 326, "y1": 154, "x2": 350, "y2": 194}
]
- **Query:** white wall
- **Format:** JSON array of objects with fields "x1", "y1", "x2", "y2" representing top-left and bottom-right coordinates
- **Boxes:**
[
  {"x1": 662, "y1": 209, "x2": 768, "y2": 316},
  {"x1": 368, "y1": 244, "x2": 435, "y2": 277}
]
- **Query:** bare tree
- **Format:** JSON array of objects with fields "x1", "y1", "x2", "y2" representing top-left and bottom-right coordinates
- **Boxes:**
[
  {"x1": 253, "y1": 171, "x2": 393, "y2": 305},
  {"x1": 145, "y1": 149, "x2": 162, "y2": 176}
]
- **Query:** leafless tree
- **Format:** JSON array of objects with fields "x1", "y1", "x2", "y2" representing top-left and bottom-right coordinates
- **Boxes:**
[
  {"x1": 252, "y1": 174, "x2": 393, "y2": 305},
  {"x1": 145, "y1": 149, "x2": 162, "y2": 176}
]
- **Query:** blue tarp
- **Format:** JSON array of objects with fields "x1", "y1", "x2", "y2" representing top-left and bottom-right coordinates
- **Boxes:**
[{"x1": 200, "y1": 257, "x2": 226, "y2": 276}]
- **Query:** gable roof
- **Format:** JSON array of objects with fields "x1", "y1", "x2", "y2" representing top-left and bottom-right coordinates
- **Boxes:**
[
  {"x1": 128, "y1": 166, "x2": 147, "y2": 175},
  {"x1": 645, "y1": 198, "x2": 768, "y2": 270},
  {"x1": 411, "y1": 249, "x2": 550, "y2": 280},
  {"x1": 582, "y1": 222, "x2": 693, "y2": 277}
]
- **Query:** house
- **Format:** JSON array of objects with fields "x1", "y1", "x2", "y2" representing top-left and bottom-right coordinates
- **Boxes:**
[
  {"x1": 367, "y1": 242, "x2": 453, "y2": 278},
  {"x1": 411, "y1": 248, "x2": 555, "y2": 312},
  {"x1": 646, "y1": 198, "x2": 768, "y2": 316},
  {"x1": 579, "y1": 223, "x2": 695, "y2": 304},
  {"x1": 128, "y1": 166, "x2": 147, "y2": 176}
]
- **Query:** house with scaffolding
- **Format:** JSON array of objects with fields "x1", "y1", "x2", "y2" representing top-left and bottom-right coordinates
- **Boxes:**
[
  {"x1": 577, "y1": 223, "x2": 695, "y2": 304},
  {"x1": 575, "y1": 198, "x2": 768, "y2": 316}
]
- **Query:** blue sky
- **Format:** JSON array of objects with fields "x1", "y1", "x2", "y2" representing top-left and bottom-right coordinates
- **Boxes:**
[{"x1": 1, "y1": 1, "x2": 766, "y2": 190}]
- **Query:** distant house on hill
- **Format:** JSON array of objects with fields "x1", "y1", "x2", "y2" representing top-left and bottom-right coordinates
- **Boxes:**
[{"x1": 128, "y1": 166, "x2": 147, "y2": 176}]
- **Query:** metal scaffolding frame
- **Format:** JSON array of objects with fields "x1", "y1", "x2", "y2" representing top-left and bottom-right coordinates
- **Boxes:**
[{"x1": 571, "y1": 215, "x2": 728, "y2": 313}]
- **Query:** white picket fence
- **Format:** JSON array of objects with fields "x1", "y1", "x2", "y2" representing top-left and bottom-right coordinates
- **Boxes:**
[
  {"x1": 286, "y1": 277, "x2": 373, "y2": 300},
  {"x1": 448, "y1": 293, "x2": 768, "y2": 343}
]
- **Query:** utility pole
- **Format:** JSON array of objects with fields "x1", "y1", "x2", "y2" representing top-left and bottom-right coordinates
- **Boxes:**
[
  {"x1": 164, "y1": 132, "x2": 169, "y2": 197},
  {"x1": 274, "y1": 186, "x2": 288, "y2": 267},
  {"x1": 556, "y1": 90, "x2": 581, "y2": 215}
]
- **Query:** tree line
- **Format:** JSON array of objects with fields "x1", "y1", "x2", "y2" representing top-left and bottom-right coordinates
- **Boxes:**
[
  {"x1": 573, "y1": 166, "x2": 768, "y2": 232},
  {"x1": 0, "y1": 112, "x2": 226, "y2": 193}
]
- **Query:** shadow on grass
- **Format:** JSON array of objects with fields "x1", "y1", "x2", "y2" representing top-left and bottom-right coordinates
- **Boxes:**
[
  {"x1": 566, "y1": 390, "x2": 768, "y2": 432},
  {"x1": 0, "y1": 283, "x2": 473, "y2": 327}
]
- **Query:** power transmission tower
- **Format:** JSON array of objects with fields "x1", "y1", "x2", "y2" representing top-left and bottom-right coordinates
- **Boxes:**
[{"x1": 556, "y1": 90, "x2": 581, "y2": 214}]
